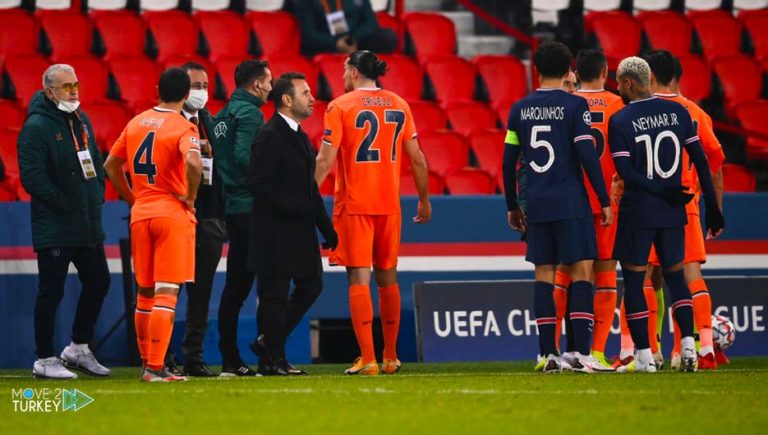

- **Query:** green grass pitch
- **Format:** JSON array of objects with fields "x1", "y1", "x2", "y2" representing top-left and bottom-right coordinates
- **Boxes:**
[{"x1": 2, "y1": 358, "x2": 767, "y2": 434}]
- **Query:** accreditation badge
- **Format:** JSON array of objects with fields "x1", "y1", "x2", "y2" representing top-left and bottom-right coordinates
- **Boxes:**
[
  {"x1": 77, "y1": 149, "x2": 97, "y2": 180},
  {"x1": 326, "y1": 10, "x2": 350, "y2": 36},
  {"x1": 201, "y1": 157, "x2": 213, "y2": 186}
]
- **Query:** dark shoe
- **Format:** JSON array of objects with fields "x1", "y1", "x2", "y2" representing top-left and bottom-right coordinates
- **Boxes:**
[
  {"x1": 283, "y1": 360, "x2": 308, "y2": 376},
  {"x1": 220, "y1": 362, "x2": 259, "y2": 377},
  {"x1": 257, "y1": 359, "x2": 289, "y2": 376},
  {"x1": 248, "y1": 335, "x2": 267, "y2": 361},
  {"x1": 165, "y1": 359, "x2": 183, "y2": 376},
  {"x1": 184, "y1": 361, "x2": 217, "y2": 377}
]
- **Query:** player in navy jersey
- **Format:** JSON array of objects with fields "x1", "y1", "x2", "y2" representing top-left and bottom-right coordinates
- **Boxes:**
[
  {"x1": 503, "y1": 41, "x2": 613, "y2": 373},
  {"x1": 609, "y1": 56, "x2": 724, "y2": 372}
]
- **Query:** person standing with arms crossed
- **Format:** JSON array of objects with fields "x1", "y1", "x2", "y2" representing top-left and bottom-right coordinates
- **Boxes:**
[
  {"x1": 104, "y1": 67, "x2": 203, "y2": 382},
  {"x1": 315, "y1": 50, "x2": 431, "y2": 375}
]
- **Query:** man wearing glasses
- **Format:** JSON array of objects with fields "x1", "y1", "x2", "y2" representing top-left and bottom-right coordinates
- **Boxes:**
[{"x1": 18, "y1": 64, "x2": 112, "y2": 379}]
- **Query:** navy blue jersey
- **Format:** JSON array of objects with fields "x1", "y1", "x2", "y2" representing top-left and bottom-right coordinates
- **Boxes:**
[
  {"x1": 506, "y1": 89, "x2": 595, "y2": 223},
  {"x1": 609, "y1": 97, "x2": 698, "y2": 228}
]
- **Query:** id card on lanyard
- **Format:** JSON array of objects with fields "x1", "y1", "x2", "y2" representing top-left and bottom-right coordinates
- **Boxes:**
[
  {"x1": 70, "y1": 118, "x2": 96, "y2": 180},
  {"x1": 196, "y1": 118, "x2": 213, "y2": 186},
  {"x1": 322, "y1": 0, "x2": 350, "y2": 36}
]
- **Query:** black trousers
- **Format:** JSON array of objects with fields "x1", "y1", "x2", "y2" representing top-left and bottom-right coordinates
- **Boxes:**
[
  {"x1": 34, "y1": 244, "x2": 110, "y2": 358},
  {"x1": 182, "y1": 218, "x2": 227, "y2": 365},
  {"x1": 218, "y1": 213, "x2": 256, "y2": 365},
  {"x1": 257, "y1": 259, "x2": 323, "y2": 360}
]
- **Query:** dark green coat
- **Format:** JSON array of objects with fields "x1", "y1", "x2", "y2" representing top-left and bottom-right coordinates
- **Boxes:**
[
  {"x1": 18, "y1": 91, "x2": 106, "y2": 251},
  {"x1": 212, "y1": 88, "x2": 265, "y2": 216},
  {"x1": 294, "y1": 0, "x2": 380, "y2": 55}
]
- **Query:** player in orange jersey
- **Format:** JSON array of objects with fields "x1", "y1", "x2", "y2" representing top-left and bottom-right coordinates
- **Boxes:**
[
  {"x1": 104, "y1": 68, "x2": 202, "y2": 382},
  {"x1": 315, "y1": 50, "x2": 431, "y2": 375}
]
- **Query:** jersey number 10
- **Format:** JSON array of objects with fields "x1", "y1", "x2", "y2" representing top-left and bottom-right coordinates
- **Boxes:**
[
  {"x1": 355, "y1": 110, "x2": 405, "y2": 163},
  {"x1": 635, "y1": 130, "x2": 680, "y2": 180}
]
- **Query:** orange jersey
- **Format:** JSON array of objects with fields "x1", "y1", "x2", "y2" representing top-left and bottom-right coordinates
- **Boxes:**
[
  {"x1": 575, "y1": 89, "x2": 624, "y2": 213},
  {"x1": 655, "y1": 94, "x2": 725, "y2": 215},
  {"x1": 110, "y1": 107, "x2": 201, "y2": 223},
  {"x1": 323, "y1": 88, "x2": 417, "y2": 215}
]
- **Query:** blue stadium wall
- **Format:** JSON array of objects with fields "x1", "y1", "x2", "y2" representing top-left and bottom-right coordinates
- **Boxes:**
[{"x1": 1, "y1": 195, "x2": 767, "y2": 368}]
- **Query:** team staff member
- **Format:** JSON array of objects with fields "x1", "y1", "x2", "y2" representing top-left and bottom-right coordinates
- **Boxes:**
[
  {"x1": 19, "y1": 64, "x2": 111, "y2": 379},
  {"x1": 104, "y1": 67, "x2": 203, "y2": 382}
]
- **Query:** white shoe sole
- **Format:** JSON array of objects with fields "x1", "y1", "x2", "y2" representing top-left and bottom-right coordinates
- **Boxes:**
[{"x1": 61, "y1": 359, "x2": 110, "y2": 377}]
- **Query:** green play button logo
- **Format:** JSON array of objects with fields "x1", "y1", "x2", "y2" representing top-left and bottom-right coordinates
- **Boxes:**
[{"x1": 62, "y1": 389, "x2": 94, "y2": 412}]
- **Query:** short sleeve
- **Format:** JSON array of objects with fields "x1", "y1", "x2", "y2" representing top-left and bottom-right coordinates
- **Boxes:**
[
  {"x1": 110, "y1": 127, "x2": 128, "y2": 160},
  {"x1": 322, "y1": 103, "x2": 344, "y2": 149},
  {"x1": 402, "y1": 101, "x2": 418, "y2": 141},
  {"x1": 179, "y1": 125, "x2": 201, "y2": 155},
  {"x1": 697, "y1": 112, "x2": 725, "y2": 172}
]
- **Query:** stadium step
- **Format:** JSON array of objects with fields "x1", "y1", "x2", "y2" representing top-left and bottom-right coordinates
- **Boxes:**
[
  {"x1": 405, "y1": 0, "x2": 443, "y2": 11},
  {"x1": 458, "y1": 35, "x2": 515, "y2": 58},
  {"x1": 440, "y1": 11, "x2": 475, "y2": 36}
]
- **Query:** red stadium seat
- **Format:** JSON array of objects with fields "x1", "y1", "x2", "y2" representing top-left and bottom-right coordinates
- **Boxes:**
[
  {"x1": 677, "y1": 54, "x2": 712, "y2": 103},
  {"x1": 587, "y1": 11, "x2": 642, "y2": 69},
  {"x1": 301, "y1": 100, "x2": 327, "y2": 150},
  {"x1": 82, "y1": 100, "x2": 131, "y2": 153},
  {"x1": 91, "y1": 10, "x2": 146, "y2": 61},
  {"x1": 314, "y1": 53, "x2": 347, "y2": 100},
  {"x1": 194, "y1": 11, "x2": 249, "y2": 62},
  {"x1": 495, "y1": 100, "x2": 514, "y2": 127},
  {"x1": 108, "y1": 57, "x2": 161, "y2": 111},
  {"x1": 4, "y1": 55, "x2": 51, "y2": 106},
  {"x1": 721, "y1": 163, "x2": 756, "y2": 192},
  {"x1": 0, "y1": 176, "x2": 18, "y2": 201},
  {"x1": 247, "y1": 11, "x2": 300, "y2": 57},
  {"x1": 424, "y1": 56, "x2": 476, "y2": 106},
  {"x1": 378, "y1": 54, "x2": 423, "y2": 101},
  {"x1": 143, "y1": 10, "x2": 199, "y2": 62},
  {"x1": 638, "y1": 11, "x2": 692, "y2": 56},
  {"x1": 403, "y1": 12, "x2": 456, "y2": 63},
  {"x1": 266, "y1": 56, "x2": 319, "y2": 94},
  {"x1": 713, "y1": 56, "x2": 762, "y2": 112},
  {"x1": 408, "y1": 100, "x2": 447, "y2": 133},
  {"x1": 690, "y1": 10, "x2": 742, "y2": 61},
  {"x1": 261, "y1": 100, "x2": 275, "y2": 121},
  {"x1": 445, "y1": 167, "x2": 497, "y2": 195},
  {"x1": 742, "y1": 10, "x2": 768, "y2": 70},
  {"x1": 39, "y1": 12, "x2": 93, "y2": 62},
  {"x1": 206, "y1": 98, "x2": 225, "y2": 116},
  {"x1": 0, "y1": 128, "x2": 19, "y2": 177},
  {"x1": 0, "y1": 100, "x2": 25, "y2": 133},
  {"x1": 736, "y1": 100, "x2": 768, "y2": 160},
  {"x1": 376, "y1": 12, "x2": 401, "y2": 51},
  {"x1": 215, "y1": 57, "x2": 240, "y2": 98},
  {"x1": 469, "y1": 128, "x2": 505, "y2": 178},
  {"x1": 473, "y1": 55, "x2": 527, "y2": 108},
  {"x1": 0, "y1": 9, "x2": 37, "y2": 60},
  {"x1": 444, "y1": 102, "x2": 498, "y2": 137},
  {"x1": 58, "y1": 55, "x2": 109, "y2": 103},
  {"x1": 418, "y1": 130, "x2": 469, "y2": 177},
  {"x1": 400, "y1": 170, "x2": 445, "y2": 195}
]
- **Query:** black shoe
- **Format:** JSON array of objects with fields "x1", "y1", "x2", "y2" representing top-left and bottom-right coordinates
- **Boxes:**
[
  {"x1": 220, "y1": 362, "x2": 259, "y2": 377},
  {"x1": 184, "y1": 361, "x2": 217, "y2": 377},
  {"x1": 165, "y1": 359, "x2": 183, "y2": 376},
  {"x1": 248, "y1": 335, "x2": 267, "y2": 361},
  {"x1": 283, "y1": 360, "x2": 308, "y2": 376},
  {"x1": 257, "y1": 358, "x2": 289, "y2": 376}
]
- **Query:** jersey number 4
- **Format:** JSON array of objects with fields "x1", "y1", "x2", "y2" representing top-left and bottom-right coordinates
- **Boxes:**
[
  {"x1": 355, "y1": 110, "x2": 405, "y2": 163},
  {"x1": 133, "y1": 131, "x2": 157, "y2": 184}
]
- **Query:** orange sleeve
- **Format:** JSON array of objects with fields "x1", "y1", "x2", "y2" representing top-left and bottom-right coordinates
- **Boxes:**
[
  {"x1": 699, "y1": 113, "x2": 725, "y2": 172},
  {"x1": 322, "y1": 102, "x2": 344, "y2": 149},
  {"x1": 110, "y1": 126, "x2": 128, "y2": 160},
  {"x1": 402, "y1": 100, "x2": 418, "y2": 141},
  {"x1": 178, "y1": 124, "x2": 201, "y2": 155}
]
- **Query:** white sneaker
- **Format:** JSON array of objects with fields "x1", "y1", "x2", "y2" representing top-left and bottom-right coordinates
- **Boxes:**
[
  {"x1": 670, "y1": 352, "x2": 682, "y2": 370},
  {"x1": 652, "y1": 350, "x2": 664, "y2": 370},
  {"x1": 571, "y1": 353, "x2": 615, "y2": 373},
  {"x1": 560, "y1": 351, "x2": 576, "y2": 371},
  {"x1": 681, "y1": 338, "x2": 698, "y2": 372},
  {"x1": 61, "y1": 344, "x2": 111, "y2": 377},
  {"x1": 634, "y1": 349, "x2": 658, "y2": 373},
  {"x1": 559, "y1": 357, "x2": 573, "y2": 372},
  {"x1": 543, "y1": 354, "x2": 561, "y2": 373},
  {"x1": 33, "y1": 357, "x2": 78, "y2": 379}
]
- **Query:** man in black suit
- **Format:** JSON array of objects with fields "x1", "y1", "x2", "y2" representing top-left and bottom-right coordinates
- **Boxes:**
[
  {"x1": 179, "y1": 62, "x2": 227, "y2": 377},
  {"x1": 247, "y1": 72, "x2": 337, "y2": 376}
]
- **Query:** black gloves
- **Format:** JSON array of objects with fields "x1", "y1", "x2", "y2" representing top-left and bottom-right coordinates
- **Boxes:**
[
  {"x1": 662, "y1": 186, "x2": 695, "y2": 207},
  {"x1": 705, "y1": 205, "x2": 725, "y2": 238},
  {"x1": 321, "y1": 227, "x2": 338, "y2": 250}
]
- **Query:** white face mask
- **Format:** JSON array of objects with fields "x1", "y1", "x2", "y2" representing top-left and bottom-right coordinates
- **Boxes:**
[
  {"x1": 186, "y1": 89, "x2": 208, "y2": 111},
  {"x1": 57, "y1": 99, "x2": 80, "y2": 113}
]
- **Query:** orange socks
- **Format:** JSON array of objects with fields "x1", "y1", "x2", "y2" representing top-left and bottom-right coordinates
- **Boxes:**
[
  {"x1": 553, "y1": 270, "x2": 571, "y2": 353},
  {"x1": 135, "y1": 294, "x2": 154, "y2": 365},
  {"x1": 378, "y1": 284, "x2": 401, "y2": 361},
  {"x1": 592, "y1": 271, "x2": 617, "y2": 354},
  {"x1": 147, "y1": 293, "x2": 177, "y2": 371},
  {"x1": 690, "y1": 278, "x2": 713, "y2": 352},
  {"x1": 644, "y1": 279, "x2": 659, "y2": 354},
  {"x1": 349, "y1": 285, "x2": 375, "y2": 363}
]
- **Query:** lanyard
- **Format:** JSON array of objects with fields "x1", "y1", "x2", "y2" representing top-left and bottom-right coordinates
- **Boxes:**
[
  {"x1": 320, "y1": 0, "x2": 342, "y2": 14},
  {"x1": 68, "y1": 115, "x2": 88, "y2": 153}
]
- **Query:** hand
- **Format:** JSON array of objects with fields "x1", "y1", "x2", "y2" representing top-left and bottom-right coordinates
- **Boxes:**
[
  {"x1": 413, "y1": 198, "x2": 431, "y2": 223},
  {"x1": 610, "y1": 174, "x2": 624, "y2": 206},
  {"x1": 336, "y1": 37, "x2": 357, "y2": 54},
  {"x1": 185, "y1": 198, "x2": 196, "y2": 214},
  {"x1": 600, "y1": 206, "x2": 613, "y2": 227},
  {"x1": 507, "y1": 209, "x2": 526, "y2": 233},
  {"x1": 662, "y1": 185, "x2": 695, "y2": 206},
  {"x1": 705, "y1": 206, "x2": 725, "y2": 239},
  {"x1": 321, "y1": 227, "x2": 338, "y2": 250},
  {"x1": 199, "y1": 139, "x2": 211, "y2": 156}
]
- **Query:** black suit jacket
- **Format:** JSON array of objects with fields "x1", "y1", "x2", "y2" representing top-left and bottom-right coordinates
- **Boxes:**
[
  {"x1": 246, "y1": 113, "x2": 333, "y2": 278},
  {"x1": 192, "y1": 108, "x2": 225, "y2": 220}
]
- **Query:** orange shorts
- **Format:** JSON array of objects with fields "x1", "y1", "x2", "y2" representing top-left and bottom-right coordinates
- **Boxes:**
[
  {"x1": 131, "y1": 210, "x2": 196, "y2": 288},
  {"x1": 648, "y1": 214, "x2": 706, "y2": 266},
  {"x1": 329, "y1": 214, "x2": 401, "y2": 269},
  {"x1": 594, "y1": 212, "x2": 618, "y2": 260}
]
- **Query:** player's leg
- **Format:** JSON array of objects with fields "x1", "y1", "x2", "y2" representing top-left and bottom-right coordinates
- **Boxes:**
[
  {"x1": 591, "y1": 213, "x2": 618, "y2": 367},
  {"x1": 526, "y1": 221, "x2": 560, "y2": 372},
  {"x1": 554, "y1": 265, "x2": 571, "y2": 354},
  {"x1": 373, "y1": 214, "x2": 403, "y2": 374},
  {"x1": 650, "y1": 266, "x2": 665, "y2": 356},
  {"x1": 130, "y1": 220, "x2": 155, "y2": 368},
  {"x1": 643, "y1": 270, "x2": 660, "y2": 365},
  {"x1": 682, "y1": 217, "x2": 717, "y2": 369}
]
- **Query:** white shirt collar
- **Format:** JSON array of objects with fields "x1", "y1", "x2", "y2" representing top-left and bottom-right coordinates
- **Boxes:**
[
  {"x1": 182, "y1": 109, "x2": 197, "y2": 120},
  {"x1": 153, "y1": 107, "x2": 175, "y2": 113},
  {"x1": 278, "y1": 112, "x2": 300, "y2": 132},
  {"x1": 576, "y1": 89, "x2": 605, "y2": 93}
]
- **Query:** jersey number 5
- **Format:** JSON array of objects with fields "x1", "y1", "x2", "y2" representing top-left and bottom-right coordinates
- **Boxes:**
[
  {"x1": 355, "y1": 110, "x2": 405, "y2": 163},
  {"x1": 133, "y1": 131, "x2": 157, "y2": 184},
  {"x1": 529, "y1": 125, "x2": 555, "y2": 173}
]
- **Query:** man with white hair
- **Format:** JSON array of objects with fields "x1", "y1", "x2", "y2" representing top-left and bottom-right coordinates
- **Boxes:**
[
  {"x1": 18, "y1": 64, "x2": 111, "y2": 379},
  {"x1": 608, "y1": 56, "x2": 724, "y2": 373}
]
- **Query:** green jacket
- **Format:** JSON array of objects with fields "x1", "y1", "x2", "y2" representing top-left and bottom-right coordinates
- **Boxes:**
[
  {"x1": 294, "y1": 0, "x2": 380, "y2": 55},
  {"x1": 213, "y1": 88, "x2": 265, "y2": 216},
  {"x1": 18, "y1": 91, "x2": 106, "y2": 251}
]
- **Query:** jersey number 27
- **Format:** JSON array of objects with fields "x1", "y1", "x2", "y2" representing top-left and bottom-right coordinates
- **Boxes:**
[{"x1": 355, "y1": 110, "x2": 405, "y2": 163}]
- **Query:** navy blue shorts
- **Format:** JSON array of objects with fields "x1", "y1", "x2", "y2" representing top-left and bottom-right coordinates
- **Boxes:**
[
  {"x1": 613, "y1": 225, "x2": 685, "y2": 266},
  {"x1": 525, "y1": 216, "x2": 597, "y2": 265}
]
